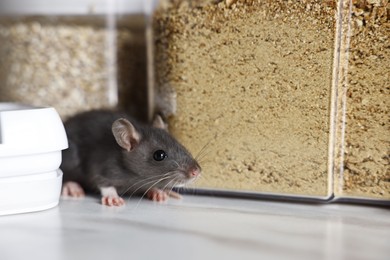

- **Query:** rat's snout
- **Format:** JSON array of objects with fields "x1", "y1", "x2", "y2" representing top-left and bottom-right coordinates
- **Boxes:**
[{"x1": 188, "y1": 165, "x2": 201, "y2": 178}]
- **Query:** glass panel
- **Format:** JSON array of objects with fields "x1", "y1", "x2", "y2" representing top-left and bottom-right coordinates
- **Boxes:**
[
  {"x1": 0, "y1": 10, "x2": 150, "y2": 120},
  {"x1": 334, "y1": 0, "x2": 389, "y2": 200},
  {"x1": 154, "y1": 0, "x2": 336, "y2": 198}
]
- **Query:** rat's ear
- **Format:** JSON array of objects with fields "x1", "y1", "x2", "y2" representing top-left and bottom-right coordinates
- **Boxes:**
[
  {"x1": 112, "y1": 118, "x2": 140, "y2": 152},
  {"x1": 152, "y1": 115, "x2": 168, "y2": 131}
]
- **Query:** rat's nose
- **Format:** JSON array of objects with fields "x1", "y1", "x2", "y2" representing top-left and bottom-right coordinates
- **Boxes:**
[{"x1": 189, "y1": 166, "x2": 201, "y2": 178}]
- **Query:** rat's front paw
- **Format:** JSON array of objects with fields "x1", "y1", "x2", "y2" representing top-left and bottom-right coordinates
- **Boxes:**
[
  {"x1": 146, "y1": 188, "x2": 168, "y2": 202},
  {"x1": 146, "y1": 188, "x2": 182, "y2": 202},
  {"x1": 147, "y1": 188, "x2": 184, "y2": 202},
  {"x1": 62, "y1": 181, "x2": 85, "y2": 198},
  {"x1": 101, "y1": 196, "x2": 125, "y2": 207},
  {"x1": 100, "y1": 186, "x2": 125, "y2": 206}
]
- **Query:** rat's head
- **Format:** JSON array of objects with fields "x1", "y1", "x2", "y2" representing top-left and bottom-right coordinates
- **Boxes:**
[{"x1": 112, "y1": 116, "x2": 201, "y2": 190}]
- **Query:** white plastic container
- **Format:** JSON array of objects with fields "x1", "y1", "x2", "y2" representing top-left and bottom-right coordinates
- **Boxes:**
[
  {"x1": 0, "y1": 170, "x2": 63, "y2": 216},
  {"x1": 0, "y1": 103, "x2": 68, "y2": 215}
]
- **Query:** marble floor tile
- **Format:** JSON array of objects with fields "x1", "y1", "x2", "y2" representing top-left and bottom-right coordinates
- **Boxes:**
[{"x1": 0, "y1": 195, "x2": 389, "y2": 260}]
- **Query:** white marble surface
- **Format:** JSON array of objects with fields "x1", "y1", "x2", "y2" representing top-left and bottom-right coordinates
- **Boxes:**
[{"x1": 0, "y1": 195, "x2": 389, "y2": 260}]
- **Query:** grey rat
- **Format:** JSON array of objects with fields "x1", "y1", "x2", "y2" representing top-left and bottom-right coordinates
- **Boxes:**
[{"x1": 60, "y1": 110, "x2": 201, "y2": 206}]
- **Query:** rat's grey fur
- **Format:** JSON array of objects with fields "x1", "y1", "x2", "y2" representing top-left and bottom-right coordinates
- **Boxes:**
[{"x1": 60, "y1": 110, "x2": 200, "y2": 196}]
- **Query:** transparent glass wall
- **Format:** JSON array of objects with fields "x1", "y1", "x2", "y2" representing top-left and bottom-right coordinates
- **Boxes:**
[
  {"x1": 333, "y1": 0, "x2": 389, "y2": 200},
  {"x1": 153, "y1": 0, "x2": 389, "y2": 201},
  {"x1": 0, "y1": 0, "x2": 155, "y2": 121}
]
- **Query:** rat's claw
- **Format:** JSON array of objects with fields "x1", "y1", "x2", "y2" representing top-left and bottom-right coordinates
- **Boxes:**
[{"x1": 101, "y1": 196, "x2": 125, "y2": 207}]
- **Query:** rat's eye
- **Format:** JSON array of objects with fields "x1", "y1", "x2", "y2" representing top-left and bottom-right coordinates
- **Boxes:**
[{"x1": 153, "y1": 150, "x2": 167, "y2": 161}]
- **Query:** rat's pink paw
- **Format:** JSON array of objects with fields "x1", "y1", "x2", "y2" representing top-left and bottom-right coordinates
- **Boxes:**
[
  {"x1": 101, "y1": 196, "x2": 125, "y2": 207},
  {"x1": 146, "y1": 189, "x2": 182, "y2": 202},
  {"x1": 147, "y1": 188, "x2": 169, "y2": 202},
  {"x1": 62, "y1": 181, "x2": 85, "y2": 198}
]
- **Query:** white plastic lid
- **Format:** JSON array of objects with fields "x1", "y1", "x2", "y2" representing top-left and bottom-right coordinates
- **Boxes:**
[{"x1": 0, "y1": 103, "x2": 68, "y2": 157}]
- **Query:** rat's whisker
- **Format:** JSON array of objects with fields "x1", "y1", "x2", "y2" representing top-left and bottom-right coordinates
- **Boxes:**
[
  {"x1": 125, "y1": 177, "x2": 167, "y2": 200},
  {"x1": 134, "y1": 176, "x2": 175, "y2": 209},
  {"x1": 184, "y1": 183, "x2": 192, "y2": 196},
  {"x1": 171, "y1": 159, "x2": 180, "y2": 168},
  {"x1": 129, "y1": 174, "x2": 174, "y2": 201},
  {"x1": 202, "y1": 173, "x2": 210, "y2": 181},
  {"x1": 195, "y1": 123, "x2": 235, "y2": 162},
  {"x1": 172, "y1": 179, "x2": 184, "y2": 195},
  {"x1": 165, "y1": 180, "x2": 179, "y2": 198},
  {"x1": 162, "y1": 176, "x2": 178, "y2": 192},
  {"x1": 163, "y1": 178, "x2": 181, "y2": 198},
  {"x1": 179, "y1": 181, "x2": 190, "y2": 196},
  {"x1": 195, "y1": 138, "x2": 214, "y2": 161},
  {"x1": 120, "y1": 171, "x2": 175, "y2": 197},
  {"x1": 196, "y1": 129, "x2": 223, "y2": 160},
  {"x1": 194, "y1": 126, "x2": 229, "y2": 161},
  {"x1": 196, "y1": 151, "x2": 214, "y2": 165},
  {"x1": 172, "y1": 187, "x2": 179, "y2": 195},
  {"x1": 130, "y1": 176, "x2": 172, "y2": 199},
  {"x1": 132, "y1": 176, "x2": 174, "y2": 210}
]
